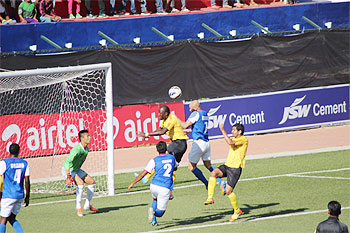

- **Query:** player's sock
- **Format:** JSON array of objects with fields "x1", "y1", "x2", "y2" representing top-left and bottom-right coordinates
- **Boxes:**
[
  {"x1": 209, "y1": 166, "x2": 223, "y2": 185},
  {"x1": 192, "y1": 167, "x2": 208, "y2": 187},
  {"x1": 151, "y1": 200, "x2": 157, "y2": 223},
  {"x1": 170, "y1": 171, "x2": 176, "y2": 191},
  {"x1": 84, "y1": 184, "x2": 96, "y2": 208},
  {"x1": 208, "y1": 177, "x2": 216, "y2": 199},
  {"x1": 154, "y1": 209, "x2": 165, "y2": 217},
  {"x1": 0, "y1": 224, "x2": 6, "y2": 233},
  {"x1": 227, "y1": 192, "x2": 240, "y2": 212},
  {"x1": 76, "y1": 185, "x2": 84, "y2": 209},
  {"x1": 10, "y1": 220, "x2": 23, "y2": 233}
]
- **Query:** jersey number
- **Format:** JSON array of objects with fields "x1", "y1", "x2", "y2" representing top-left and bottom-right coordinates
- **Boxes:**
[
  {"x1": 14, "y1": 169, "x2": 22, "y2": 184},
  {"x1": 163, "y1": 164, "x2": 172, "y2": 177}
]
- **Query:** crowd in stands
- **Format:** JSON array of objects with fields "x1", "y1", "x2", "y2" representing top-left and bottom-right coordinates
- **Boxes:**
[{"x1": 0, "y1": 0, "x2": 294, "y2": 24}]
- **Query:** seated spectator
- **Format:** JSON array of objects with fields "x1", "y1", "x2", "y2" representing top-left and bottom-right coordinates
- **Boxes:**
[
  {"x1": 0, "y1": 0, "x2": 16, "y2": 24},
  {"x1": 68, "y1": 0, "x2": 82, "y2": 19},
  {"x1": 18, "y1": 0, "x2": 38, "y2": 23},
  {"x1": 316, "y1": 201, "x2": 348, "y2": 233},
  {"x1": 39, "y1": 0, "x2": 61, "y2": 22}
]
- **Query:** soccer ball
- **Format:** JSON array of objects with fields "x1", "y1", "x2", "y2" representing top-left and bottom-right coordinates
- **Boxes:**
[{"x1": 168, "y1": 86, "x2": 182, "y2": 99}]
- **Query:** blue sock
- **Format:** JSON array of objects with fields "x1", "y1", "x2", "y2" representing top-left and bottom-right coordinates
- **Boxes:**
[
  {"x1": 152, "y1": 200, "x2": 157, "y2": 222},
  {"x1": 192, "y1": 167, "x2": 208, "y2": 187},
  {"x1": 0, "y1": 224, "x2": 5, "y2": 233},
  {"x1": 209, "y1": 166, "x2": 223, "y2": 185},
  {"x1": 154, "y1": 209, "x2": 165, "y2": 217},
  {"x1": 11, "y1": 220, "x2": 23, "y2": 233}
]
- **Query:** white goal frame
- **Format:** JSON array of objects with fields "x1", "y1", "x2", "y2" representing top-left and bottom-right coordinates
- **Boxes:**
[{"x1": 0, "y1": 63, "x2": 115, "y2": 196}]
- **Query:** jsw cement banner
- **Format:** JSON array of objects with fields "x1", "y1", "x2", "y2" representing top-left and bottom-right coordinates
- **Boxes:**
[
  {"x1": 0, "y1": 102, "x2": 183, "y2": 158},
  {"x1": 184, "y1": 84, "x2": 349, "y2": 138}
]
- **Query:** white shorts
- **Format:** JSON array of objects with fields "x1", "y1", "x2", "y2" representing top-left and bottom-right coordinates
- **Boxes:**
[
  {"x1": 62, "y1": 167, "x2": 87, "y2": 179},
  {"x1": 0, "y1": 198, "x2": 23, "y2": 217},
  {"x1": 188, "y1": 140, "x2": 211, "y2": 164},
  {"x1": 150, "y1": 184, "x2": 170, "y2": 211}
]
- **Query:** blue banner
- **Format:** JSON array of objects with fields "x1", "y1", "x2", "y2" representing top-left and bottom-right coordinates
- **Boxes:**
[{"x1": 184, "y1": 84, "x2": 350, "y2": 138}]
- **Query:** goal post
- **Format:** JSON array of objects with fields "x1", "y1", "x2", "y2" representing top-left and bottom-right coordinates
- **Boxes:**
[{"x1": 0, "y1": 63, "x2": 115, "y2": 196}]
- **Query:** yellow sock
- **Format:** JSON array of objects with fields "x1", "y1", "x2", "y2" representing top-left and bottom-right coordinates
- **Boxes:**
[
  {"x1": 207, "y1": 177, "x2": 216, "y2": 199},
  {"x1": 173, "y1": 170, "x2": 176, "y2": 183},
  {"x1": 228, "y1": 192, "x2": 239, "y2": 212},
  {"x1": 145, "y1": 169, "x2": 155, "y2": 180}
]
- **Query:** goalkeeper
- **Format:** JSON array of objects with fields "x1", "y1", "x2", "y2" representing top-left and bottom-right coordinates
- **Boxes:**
[{"x1": 63, "y1": 129, "x2": 99, "y2": 217}]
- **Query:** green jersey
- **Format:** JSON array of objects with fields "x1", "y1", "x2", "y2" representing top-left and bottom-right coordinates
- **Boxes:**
[
  {"x1": 63, "y1": 144, "x2": 89, "y2": 171},
  {"x1": 18, "y1": 1, "x2": 37, "y2": 19}
]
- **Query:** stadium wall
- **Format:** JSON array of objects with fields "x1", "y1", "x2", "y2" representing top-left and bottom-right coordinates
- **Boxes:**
[{"x1": 0, "y1": 2, "x2": 349, "y2": 53}]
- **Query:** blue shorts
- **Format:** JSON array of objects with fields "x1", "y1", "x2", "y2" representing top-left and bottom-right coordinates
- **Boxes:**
[{"x1": 62, "y1": 167, "x2": 87, "y2": 179}]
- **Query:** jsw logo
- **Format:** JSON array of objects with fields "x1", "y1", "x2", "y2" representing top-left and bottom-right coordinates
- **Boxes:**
[
  {"x1": 207, "y1": 105, "x2": 226, "y2": 129},
  {"x1": 279, "y1": 95, "x2": 311, "y2": 125}
]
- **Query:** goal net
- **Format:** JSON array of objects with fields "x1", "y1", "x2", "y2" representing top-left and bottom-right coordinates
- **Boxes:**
[{"x1": 0, "y1": 63, "x2": 115, "y2": 196}]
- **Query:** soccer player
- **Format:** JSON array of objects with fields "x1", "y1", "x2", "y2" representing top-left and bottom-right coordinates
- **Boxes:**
[
  {"x1": 181, "y1": 100, "x2": 224, "y2": 191},
  {"x1": 315, "y1": 201, "x2": 348, "y2": 233},
  {"x1": 0, "y1": 143, "x2": 30, "y2": 233},
  {"x1": 63, "y1": 129, "x2": 99, "y2": 217},
  {"x1": 139, "y1": 105, "x2": 188, "y2": 199},
  {"x1": 128, "y1": 141, "x2": 177, "y2": 226},
  {"x1": 204, "y1": 123, "x2": 248, "y2": 222}
]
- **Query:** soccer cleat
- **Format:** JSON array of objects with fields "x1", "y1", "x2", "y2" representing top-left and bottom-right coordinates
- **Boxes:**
[
  {"x1": 169, "y1": 193, "x2": 174, "y2": 200},
  {"x1": 75, "y1": 13, "x2": 82, "y2": 18},
  {"x1": 148, "y1": 207, "x2": 154, "y2": 222},
  {"x1": 151, "y1": 219, "x2": 157, "y2": 226},
  {"x1": 229, "y1": 209, "x2": 242, "y2": 222},
  {"x1": 204, "y1": 198, "x2": 214, "y2": 205},
  {"x1": 84, "y1": 205, "x2": 99, "y2": 211},
  {"x1": 69, "y1": 14, "x2": 75, "y2": 19},
  {"x1": 76, "y1": 208, "x2": 83, "y2": 217},
  {"x1": 220, "y1": 181, "x2": 226, "y2": 196}
]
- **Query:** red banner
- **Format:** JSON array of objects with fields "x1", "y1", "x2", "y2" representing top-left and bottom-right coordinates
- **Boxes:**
[{"x1": 0, "y1": 102, "x2": 184, "y2": 158}]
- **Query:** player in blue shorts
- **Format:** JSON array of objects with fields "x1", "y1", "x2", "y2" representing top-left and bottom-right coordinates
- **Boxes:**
[
  {"x1": 181, "y1": 100, "x2": 225, "y2": 193},
  {"x1": 0, "y1": 143, "x2": 30, "y2": 233},
  {"x1": 128, "y1": 141, "x2": 177, "y2": 226}
]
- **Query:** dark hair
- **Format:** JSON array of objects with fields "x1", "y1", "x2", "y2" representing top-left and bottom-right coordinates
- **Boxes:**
[
  {"x1": 9, "y1": 143, "x2": 20, "y2": 156},
  {"x1": 159, "y1": 105, "x2": 170, "y2": 114},
  {"x1": 233, "y1": 123, "x2": 245, "y2": 135},
  {"x1": 328, "y1": 201, "x2": 341, "y2": 217},
  {"x1": 79, "y1": 130, "x2": 89, "y2": 141},
  {"x1": 156, "y1": 141, "x2": 167, "y2": 154}
]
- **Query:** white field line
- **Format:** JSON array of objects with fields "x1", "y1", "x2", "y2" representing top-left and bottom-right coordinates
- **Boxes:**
[
  {"x1": 288, "y1": 174, "x2": 350, "y2": 180},
  {"x1": 30, "y1": 167, "x2": 350, "y2": 207},
  {"x1": 139, "y1": 207, "x2": 350, "y2": 233}
]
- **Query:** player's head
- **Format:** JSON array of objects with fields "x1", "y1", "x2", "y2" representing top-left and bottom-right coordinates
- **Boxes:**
[
  {"x1": 328, "y1": 201, "x2": 342, "y2": 217},
  {"x1": 156, "y1": 141, "x2": 167, "y2": 154},
  {"x1": 79, "y1": 130, "x2": 91, "y2": 144},
  {"x1": 159, "y1": 105, "x2": 170, "y2": 120},
  {"x1": 189, "y1": 100, "x2": 200, "y2": 112},
  {"x1": 9, "y1": 143, "x2": 20, "y2": 157},
  {"x1": 232, "y1": 123, "x2": 244, "y2": 137}
]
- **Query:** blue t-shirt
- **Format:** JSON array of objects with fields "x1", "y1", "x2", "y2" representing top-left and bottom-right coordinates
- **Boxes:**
[
  {"x1": 144, "y1": 153, "x2": 176, "y2": 189},
  {"x1": 0, "y1": 158, "x2": 29, "y2": 199},
  {"x1": 188, "y1": 110, "x2": 209, "y2": 142}
]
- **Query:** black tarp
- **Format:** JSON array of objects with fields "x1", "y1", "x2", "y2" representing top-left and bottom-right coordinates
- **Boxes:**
[{"x1": 1, "y1": 30, "x2": 349, "y2": 112}]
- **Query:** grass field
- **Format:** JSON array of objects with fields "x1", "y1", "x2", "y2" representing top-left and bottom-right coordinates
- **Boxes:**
[{"x1": 10, "y1": 150, "x2": 350, "y2": 233}]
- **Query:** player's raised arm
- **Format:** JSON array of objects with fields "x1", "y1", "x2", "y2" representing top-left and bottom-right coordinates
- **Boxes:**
[
  {"x1": 139, "y1": 127, "x2": 168, "y2": 139},
  {"x1": 219, "y1": 124, "x2": 236, "y2": 145}
]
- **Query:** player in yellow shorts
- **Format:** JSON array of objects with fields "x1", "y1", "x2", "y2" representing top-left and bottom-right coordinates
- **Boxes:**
[{"x1": 204, "y1": 123, "x2": 248, "y2": 222}]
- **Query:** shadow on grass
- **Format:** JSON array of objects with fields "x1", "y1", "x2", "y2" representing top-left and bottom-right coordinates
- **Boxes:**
[{"x1": 88, "y1": 203, "x2": 148, "y2": 214}]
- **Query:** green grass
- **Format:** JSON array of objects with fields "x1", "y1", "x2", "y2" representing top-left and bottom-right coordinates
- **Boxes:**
[{"x1": 9, "y1": 150, "x2": 350, "y2": 232}]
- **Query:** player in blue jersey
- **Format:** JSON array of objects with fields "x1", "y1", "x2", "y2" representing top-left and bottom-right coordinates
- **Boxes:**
[
  {"x1": 181, "y1": 100, "x2": 225, "y2": 193},
  {"x1": 128, "y1": 141, "x2": 177, "y2": 226},
  {"x1": 0, "y1": 143, "x2": 30, "y2": 233}
]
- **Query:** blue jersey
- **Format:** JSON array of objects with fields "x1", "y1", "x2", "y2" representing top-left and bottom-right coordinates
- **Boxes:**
[
  {"x1": 188, "y1": 110, "x2": 209, "y2": 142},
  {"x1": 144, "y1": 154, "x2": 176, "y2": 189},
  {"x1": 0, "y1": 158, "x2": 29, "y2": 199}
]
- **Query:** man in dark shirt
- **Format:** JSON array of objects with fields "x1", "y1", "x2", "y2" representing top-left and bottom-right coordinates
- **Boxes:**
[{"x1": 316, "y1": 201, "x2": 349, "y2": 233}]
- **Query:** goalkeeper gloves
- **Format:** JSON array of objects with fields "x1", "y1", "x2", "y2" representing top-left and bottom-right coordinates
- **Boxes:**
[{"x1": 65, "y1": 174, "x2": 74, "y2": 188}]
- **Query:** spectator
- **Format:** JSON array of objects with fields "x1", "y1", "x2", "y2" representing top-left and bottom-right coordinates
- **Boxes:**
[
  {"x1": 18, "y1": 0, "x2": 38, "y2": 23},
  {"x1": 165, "y1": 0, "x2": 189, "y2": 12},
  {"x1": 85, "y1": 0, "x2": 108, "y2": 18},
  {"x1": 0, "y1": 0, "x2": 16, "y2": 24},
  {"x1": 118, "y1": 0, "x2": 150, "y2": 15},
  {"x1": 68, "y1": 0, "x2": 82, "y2": 19},
  {"x1": 109, "y1": 0, "x2": 116, "y2": 16},
  {"x1": 155, "y1": 0, "x2": 166, "y2": 14},
  {"x1": 39, "y1": 0, "x2": 61, "y2": 22},
  {"x1": 316, "y1": 201, "x2": 349, "y2": 233}
]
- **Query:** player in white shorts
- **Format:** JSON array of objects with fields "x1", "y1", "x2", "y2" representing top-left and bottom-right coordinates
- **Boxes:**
[
  {"x1": 0, "y1": 143, "x2": 30, "y2": 233},
  {"x1": 182, "y1": 100, "x2": 224, "y2": 192},
  {"x1": 128, "y1": 141, "x2": 177, "y2": 226}
]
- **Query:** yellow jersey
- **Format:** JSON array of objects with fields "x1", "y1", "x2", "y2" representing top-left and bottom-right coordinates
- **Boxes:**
[
  {"x1": 160, "y1": 114, "x2": 188, "y2": 141},
  {"x1": 224, "y1": 135, "x2": 248, "y2": 168}
]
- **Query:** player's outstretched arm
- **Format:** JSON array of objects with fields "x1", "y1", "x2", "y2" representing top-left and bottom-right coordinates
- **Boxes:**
[
  {"x1": 219, "y1": 124, "x2": 235, "y2": 145},
  {"x1": 138, "y1": 127, "x2": 168, "y2": 139},
  {"x1": 128, "y1": 170, "x2": 149, "y2": 190},
  {"x1": 24, "y1": 176, "x2": 30, "y2": 207}
]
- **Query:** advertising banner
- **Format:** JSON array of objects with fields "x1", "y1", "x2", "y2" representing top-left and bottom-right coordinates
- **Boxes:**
[
  {"x1": 184, "y1": 84, "x2": 350, "y2": 138},
  {"x1": 0, "y1": 102, "x2": 184, "y2": 158}
]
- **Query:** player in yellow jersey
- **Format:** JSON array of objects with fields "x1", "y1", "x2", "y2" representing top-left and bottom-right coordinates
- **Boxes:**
[
  {"x1": 204, "y1": 123, "x2": 248, "y2": 222},
  {"x1": 139, "y1": 105, "x2": 188, "y2": 199}
]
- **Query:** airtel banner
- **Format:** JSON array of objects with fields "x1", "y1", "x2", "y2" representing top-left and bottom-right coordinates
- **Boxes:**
[{"x1": 0, "y1": 102, "x2": 184, "y2": 158}]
